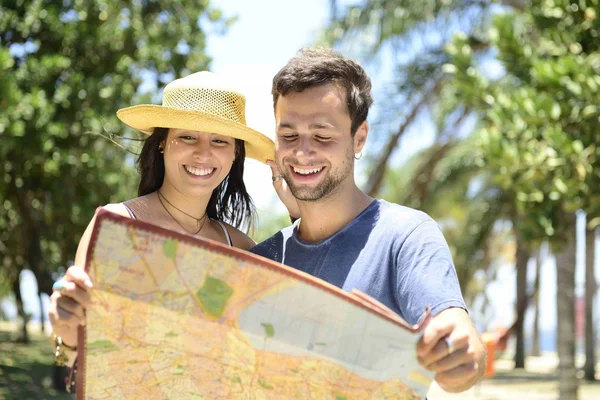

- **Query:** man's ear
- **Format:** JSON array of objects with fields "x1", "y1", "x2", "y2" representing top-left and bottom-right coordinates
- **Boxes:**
[{"x1": 354, "y1": 120, "x2": 369, "y2": 153}]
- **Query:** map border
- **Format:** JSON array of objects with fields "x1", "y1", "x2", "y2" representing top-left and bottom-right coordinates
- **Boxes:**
[{"x1": 76, "y1": 208, "x2": 429, "y2": 399}]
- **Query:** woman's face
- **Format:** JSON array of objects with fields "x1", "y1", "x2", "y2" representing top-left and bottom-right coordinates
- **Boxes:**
[{"x1": 162, "y1": 128, "x2": 236, "y2": 197}]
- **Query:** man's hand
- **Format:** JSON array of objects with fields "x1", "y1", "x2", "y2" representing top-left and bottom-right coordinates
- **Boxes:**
[
  {"x1": 268, "y1": 160, "x2": 300, "y2": 219},
  {"x1": 417, "y1": 307, "x2": 486, "y2": 393}
]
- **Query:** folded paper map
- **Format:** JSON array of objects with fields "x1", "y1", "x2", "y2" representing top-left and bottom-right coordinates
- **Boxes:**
[{"x1": 77, "y1": 209, "x2": 434, "y2": 399}]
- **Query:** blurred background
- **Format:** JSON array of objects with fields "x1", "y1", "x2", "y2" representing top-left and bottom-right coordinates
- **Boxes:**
[{"x1": 1, "y1": 0, "x2": 599, "y2": 399}]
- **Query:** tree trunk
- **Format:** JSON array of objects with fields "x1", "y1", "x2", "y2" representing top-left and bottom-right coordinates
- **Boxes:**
[
  {"x1": 8, "y1": 167, "x2": 52, "y2": 296},
  {"x1": 514, "y1": 225, "x2": 530, "y2": 369},
  {"x1": 38, "y1": 292, "x2": 45, "y2": 334},
  {"x1": 11, "y1": 273, "x2": 30, "y2": 343},
  {"x1": 34, "y1": 271, "x2": 54, "y2": 334},
  {"x1": 584, "y1": 227, "x2": 597, "y2": 381},
  {"x1": 555, "y1": 216, "x2": 579, "y2": 400},
  {"x1": 531, "y1": 245, "x2": 544, "y2": 357}
]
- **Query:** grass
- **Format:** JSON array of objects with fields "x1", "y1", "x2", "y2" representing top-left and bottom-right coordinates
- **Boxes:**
[{"x1": 0, "y1": 327, "x2": 74, "y2": 400}]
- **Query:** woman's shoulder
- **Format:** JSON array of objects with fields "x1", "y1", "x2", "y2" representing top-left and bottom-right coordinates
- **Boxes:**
[
  {"x1": 101, "y1": 203, "x2": 133, "y2": 218},
  {"x1": 105, "y1": 194, "x2": 156, "y2": 220},
  {"x1": 217, "y1": 221, "x2": 256, "y2": 251}
]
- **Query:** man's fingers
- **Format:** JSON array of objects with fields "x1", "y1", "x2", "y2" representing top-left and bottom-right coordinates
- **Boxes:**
[
  {"x1": 419, "y1": 333, "x2": 470, "y2": 367},
  {"x1": 418, "y1": 338, "x2": 450, "y2": 367},
  {"x1": 418, "y1": 321, "x2": 454, "y2": 356},
  {"x1": 435, "y1": 361, "x2": 479, "y2": 388},
  {"x1": 423, "y1": 345, "x2": 474, "y2": 372}
]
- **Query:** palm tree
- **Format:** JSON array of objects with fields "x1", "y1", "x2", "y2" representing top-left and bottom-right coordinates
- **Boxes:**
[
  {"x1": 323, "y1": 0, "x2": 530, "y2": 197},
  {"x1": 555, "y1": 215, "x2": 579, "y2": 400},
  {"x1": 512, "y1": 221, "x2": 531, "y2": 369},
  {"x1": 531, "y1": 244, "x2": 546, "y2": 357}
]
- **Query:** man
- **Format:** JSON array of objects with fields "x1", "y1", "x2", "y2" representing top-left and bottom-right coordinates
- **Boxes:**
[{"x1": 253, "y1": 47, "x2": 487, "y2": 393}]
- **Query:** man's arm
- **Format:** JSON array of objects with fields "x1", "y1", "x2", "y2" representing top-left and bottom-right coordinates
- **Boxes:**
[
  {"x1": 416, "y1": 307, "x2": 487, "y2": 392},
  {"x1": 393, "y1": 217, "x2": 485, "y2": 391}
]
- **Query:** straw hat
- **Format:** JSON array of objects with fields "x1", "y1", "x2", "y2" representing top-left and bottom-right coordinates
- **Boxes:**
[{"x1": 116, "y1": 71, "x2": 274, "y2": 163}]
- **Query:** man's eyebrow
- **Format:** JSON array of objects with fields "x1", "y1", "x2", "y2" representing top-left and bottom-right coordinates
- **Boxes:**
[
  {"x1": 309, "y1": 122, "x2": 335, "y2": 129},
  {"x1": 278, "y1": 122, "x2": 295, "y2": 129},
  {"x1": 278, "y1": 122, "x2": 335, "y2": 130}
]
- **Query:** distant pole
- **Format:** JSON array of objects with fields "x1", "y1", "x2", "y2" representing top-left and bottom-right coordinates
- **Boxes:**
[{"x1": 584, "y1": 225, "x2": 597, "y2": 381}]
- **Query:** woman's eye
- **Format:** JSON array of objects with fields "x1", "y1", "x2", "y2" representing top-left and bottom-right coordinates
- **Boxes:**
[
  {"x1": 180, "y1": 135, "x2": 195, "y2": 141},
  {"x1": 213, "y1": 139, "x2": 230, "y2": 145}
]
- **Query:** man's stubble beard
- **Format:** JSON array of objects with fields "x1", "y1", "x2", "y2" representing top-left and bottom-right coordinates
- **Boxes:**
[{"x1": 279, "y1": 146, "x2": 354, "y2": 202}]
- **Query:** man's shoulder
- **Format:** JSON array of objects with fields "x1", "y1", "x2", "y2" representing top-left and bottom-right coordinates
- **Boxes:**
[
  {"x1": 252, "y1": 231, "x2": 282, "y2": 249},
  {"x1": 250, "y1": 224, "x2": 294, "y2": 261},
  {"x1": 374, "y1": 199, "x2": 435, "y2": 234}
]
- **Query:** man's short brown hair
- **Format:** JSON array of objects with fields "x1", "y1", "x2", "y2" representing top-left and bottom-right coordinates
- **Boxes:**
[{"x1": 272, "y1": 48, "x2": 373, "y2": 136}]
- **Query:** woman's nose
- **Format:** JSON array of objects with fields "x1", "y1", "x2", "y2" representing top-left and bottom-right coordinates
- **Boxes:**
[{"x1": 193, "y1": 140, "x2": 212, "y2": 159}]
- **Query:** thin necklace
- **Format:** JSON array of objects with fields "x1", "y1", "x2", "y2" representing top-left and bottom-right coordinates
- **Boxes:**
[
  {"x1": 158, "y1": 190, "x2": 207, "y2": 227},
  {"x1": 157, "y1": 191, "x2": 207, "y2": 235}
]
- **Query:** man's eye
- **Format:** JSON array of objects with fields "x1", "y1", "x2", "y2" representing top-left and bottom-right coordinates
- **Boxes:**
[
  {"x1": 315, "y1": 136, "x2": 331, "y2": 141},
  {"x1": 282, "y1": 135, "x2": 297, "y2": 141}
]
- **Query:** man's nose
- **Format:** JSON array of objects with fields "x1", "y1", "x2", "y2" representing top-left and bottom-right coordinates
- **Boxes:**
[{"x1": 294, "y1": 136, "x2": 313, "y2": 158}]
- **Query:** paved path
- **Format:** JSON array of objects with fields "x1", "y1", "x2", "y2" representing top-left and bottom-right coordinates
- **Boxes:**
[{"x1": 427, "y1": 356, "x2": 600, "y2": 400}]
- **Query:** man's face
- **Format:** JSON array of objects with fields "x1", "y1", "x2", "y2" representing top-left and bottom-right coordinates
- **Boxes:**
[{"x1": 274, "y1": 83, "x2": 366, "y2": 201}]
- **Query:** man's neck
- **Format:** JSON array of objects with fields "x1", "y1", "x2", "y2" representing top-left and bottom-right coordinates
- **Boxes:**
[{"x1": 296, "y1": 186, "x2": 373, "y2": 243}]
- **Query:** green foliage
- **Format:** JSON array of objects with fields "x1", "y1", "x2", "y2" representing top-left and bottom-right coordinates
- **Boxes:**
[
  {"x1": 252, "y1": 210, "x2": 292, "y2": 244},
  {"x1": 445, "y1": 1, "x2": 600, "y2": 246},
  {"x1": 0, "y1": 1, "x2": 227, "y2": 285},
  {"x1": 322, "y1": 0, "x2": 493, "y2": 152},
  {"x1": 322, "y1": 0, "x2": 491, "y2": 51}
]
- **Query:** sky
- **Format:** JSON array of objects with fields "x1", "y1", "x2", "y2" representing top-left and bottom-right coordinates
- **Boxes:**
[
  {"x1": 204, "y1": 0, "x2": 442, "y2": 213},
  {"x1": 3, "y1": 0, "x2": 599, "y2": 346},
  {"x1": 205, "y1": 0, "x2": 332, "y2": 215}
]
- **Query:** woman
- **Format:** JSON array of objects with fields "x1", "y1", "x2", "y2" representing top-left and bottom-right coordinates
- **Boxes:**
[{"x1": 48, "y1": 71, "x2": 277, "y2": 369}]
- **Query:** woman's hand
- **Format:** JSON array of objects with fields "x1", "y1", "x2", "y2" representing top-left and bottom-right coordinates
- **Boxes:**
[
  {"x1": 268, "y1": 160, "x2": 300, "y2": 220},
  {"x1": 48, "y1": 266, "x2": 93, "y2": 348}
]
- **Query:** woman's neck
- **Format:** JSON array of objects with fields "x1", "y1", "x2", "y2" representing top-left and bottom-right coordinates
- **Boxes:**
[{"x1": 158, "y1": 181, "x2": 212, "y2": 221}]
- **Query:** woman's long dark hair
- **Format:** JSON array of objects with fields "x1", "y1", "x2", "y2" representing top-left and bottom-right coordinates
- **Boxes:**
[{"x1": 137, "y1": 127, "x2": 255, "y2": 229}]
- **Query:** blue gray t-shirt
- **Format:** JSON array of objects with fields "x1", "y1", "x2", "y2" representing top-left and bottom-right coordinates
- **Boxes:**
[{"x1": 250, "y1": 199, "x2": 466, "y2": 325}]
